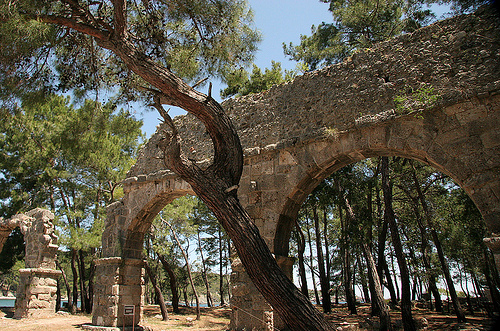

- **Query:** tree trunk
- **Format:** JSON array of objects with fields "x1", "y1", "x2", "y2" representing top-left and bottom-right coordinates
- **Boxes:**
[
  {"x1": 404, "y1": 190, "x2": 443, "y2": 312},
  {"x1": 306, "y1": 216, "x2": 321, "y2": 305},
  {"x1": 158, "y1": 254, "x2": 180, "y2": 313},
  {"x1": 165, "y1": 220, "x2": 200, "y2": 320},
  {"x1": 409, "y1": 162, "x2": 466, "y2": 322},
  {"x1": 482, "y1": 247, "x2": 500, "y2": 312},
  {"x1": 295, "y1": 219, "x2": 309, "y2": 297},
  {"x1": 87, "y1": 259, "x2": 95, "y2": 313},
  {"x1": 56, "y1": 259, "x2": 72, "y2": 312},
  {"x1": 383, "y1": 261, "x2": 398, "y2": 307},
  {"x1": 358, "y1": 254, "x2": 371, "y2": 303},
  {"x1": 218, "y1": 226, "x2": 225, "y2": 306},
  {"x1": 343, "y1": 194, "x2": 391, "y2": 330},
  {"x1": 197, "y1": 230, "x2": 214, "y2": 307},
  {"x1": 459, "y1": 266, "x2": 474, "y2": 315},
  {"x1": 339, "y1": 204, "x2": 356, "y2": 315},
  {"x1": 323, "y1": 207, "x2": 331, "y2": 301},
  {"x1": 144, "y1": 260, "x2": 168, "y2": 321},
  {"x1": 381, "y1": 157, "x2": 416, "y2": 331},
  {"x1": 70, "y1": 249, "x2": 78, "y2": 314},
  {"x1": 313, "y1": 204, "x2": 331, "y2": 313},
  {"x1": 77, "y1": 249, "x2": 89, "y2": 313},
  {"x1": 376, "y1": 194, "x2": 398, "y2": 308},
  {"x1": 56, "y1": 278, "x2": 61, "y2": 312}
]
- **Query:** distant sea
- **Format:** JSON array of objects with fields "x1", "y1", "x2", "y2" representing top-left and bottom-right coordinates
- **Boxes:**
[{"x1": 0, "y1": 297, "x2": 80, "y2": 308}]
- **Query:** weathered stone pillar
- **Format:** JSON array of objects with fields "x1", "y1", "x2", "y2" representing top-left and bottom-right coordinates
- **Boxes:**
[
  {"x1": 6, "y1": 208, "x2": 61, "y2": 319},
  {"x1": 274, "y1": 256, "x2": 295, "y2": 330},
  {"x1": 228, "y1": 255, "x2": 295, "y2": 331},
  {"x1": 229, "y1": 258, "x2": 274, "y2": 331},
  {"x1": 92, "y1": 257, "x2": 145, "y2": 327},
  {"x1": 14, "y1": 268, "x2": 61, "y2": 319}
]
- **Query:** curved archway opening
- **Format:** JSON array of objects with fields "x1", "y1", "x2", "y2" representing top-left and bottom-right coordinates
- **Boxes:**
[
  {"x1": 276, "y1": 155, "x2": 499, "y2": 327},
  {"x1": 120, "y1": 191, "x2": 232, "y2": 310}
]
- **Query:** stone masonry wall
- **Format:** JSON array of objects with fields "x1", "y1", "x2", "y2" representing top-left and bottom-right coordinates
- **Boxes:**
[{"x1": 128, "y1": 6, "x2": 500, "y2": 178}]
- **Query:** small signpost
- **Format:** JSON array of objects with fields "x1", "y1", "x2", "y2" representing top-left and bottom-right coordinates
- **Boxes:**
[{"x1": 124, "y1": 305, "x2": 135, "y2": 331}]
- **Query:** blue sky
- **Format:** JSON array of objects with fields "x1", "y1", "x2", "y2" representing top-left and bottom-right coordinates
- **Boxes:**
[
  {"x1": 137, "y1": 1, "x2": 448, "y2": 138},
  {"x1": 138, "y1": 1, "x2": 334, "y2": 138}
]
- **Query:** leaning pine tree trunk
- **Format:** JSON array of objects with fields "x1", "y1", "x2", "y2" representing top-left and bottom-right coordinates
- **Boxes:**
[{"x1": 98, "y1": 29, "x2": 334, "y2": 331}]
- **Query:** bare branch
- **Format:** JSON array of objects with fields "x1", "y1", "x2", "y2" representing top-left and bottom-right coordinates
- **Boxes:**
[{"x1": 192, "y1": 77, "x2": 208, "y2": 89}]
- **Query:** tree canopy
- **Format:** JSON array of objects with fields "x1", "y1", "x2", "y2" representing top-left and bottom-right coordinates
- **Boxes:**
[
  {"x1": 283, "y1": 0, "x2": 491, "y2": 70},
  {"x1": 0, "y1": 0, "x2": 261, "y2": 105}
]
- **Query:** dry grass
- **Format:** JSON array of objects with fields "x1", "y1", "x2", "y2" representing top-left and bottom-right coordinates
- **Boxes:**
[
  {"x1": 142, "y1": 305, "x2": 231, "y2": 331},
  {"x1": 0, "y1": 304, "x2": 495, "y2": 330}
]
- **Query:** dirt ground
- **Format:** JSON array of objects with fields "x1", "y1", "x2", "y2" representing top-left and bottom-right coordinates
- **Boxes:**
[{"x1": 0, "y1": 304, "x2": 495, "y2": 330}]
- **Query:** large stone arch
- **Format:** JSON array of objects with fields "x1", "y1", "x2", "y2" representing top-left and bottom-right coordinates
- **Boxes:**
[
  {"x1": 92, "y1": 7, "x2": 500, "y2": 330},
  {"x1": 273, "y1": 96, "x2": 500, "y2": 257}
]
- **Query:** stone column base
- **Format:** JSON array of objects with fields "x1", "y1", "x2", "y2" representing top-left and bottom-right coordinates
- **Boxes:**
[
  {"x1": 92, "y1": 257, "x2": 144, "y2": 327},
  {"x1": 228, "y1": 256, "x2": 296, "y2": 331},
  {"x1": 229, "y1": 258, "x2": 274, "y2": 331},
  {"x1": 14, "y1": 268, "x2": 62, "y2": 319}
]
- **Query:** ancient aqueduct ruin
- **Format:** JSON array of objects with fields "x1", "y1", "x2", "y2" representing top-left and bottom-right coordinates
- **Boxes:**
[{"x1": 1, "y1": 7, "x2": 499, "y2": 331}]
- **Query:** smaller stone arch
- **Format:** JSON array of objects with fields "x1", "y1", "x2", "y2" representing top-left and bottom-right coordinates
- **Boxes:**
[
  {"x1": 92, "y1": 171, "x2": 194, "y2": 327},
  {"x1": 0, "y1": 208, "x2": 61, "y2": 319}
]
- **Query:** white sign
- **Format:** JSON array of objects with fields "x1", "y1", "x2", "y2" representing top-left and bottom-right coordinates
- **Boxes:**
[{"x1": 124, "y1": 305, "x2": 135, "y2": 316}]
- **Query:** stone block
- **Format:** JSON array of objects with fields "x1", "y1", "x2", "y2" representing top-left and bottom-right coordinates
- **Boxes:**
[{"x1": 481, "y1": 129, "x2": 500, "y2": 149}]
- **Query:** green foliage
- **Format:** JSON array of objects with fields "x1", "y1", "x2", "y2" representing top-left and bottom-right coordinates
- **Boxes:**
[
  {"x1": 0, "y1": 94, "x2": 142, "y2": 254},
  {"x1": 0, "y1": 259, "x2": 24, "y2": 293},
  {"x1": 220, "y1": 61, "x2": 306, "y2": 98},
  {"x1": 394, "y1": 84, "x2": 440, "y2": 114},
  {"x1": 285, "y1": 0, "x2": 470, "y2": 69},
  {"x1": 0, "y1": 0, "x2": 261, "y2": 104},
  {"x1": 0, "y1": 228, "x2": 25, "y2": 273}
]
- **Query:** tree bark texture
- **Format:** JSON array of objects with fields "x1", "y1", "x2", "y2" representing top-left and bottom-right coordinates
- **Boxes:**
[
  {"x1": 158, "y1": 254, "x2": 180, "y2": 313},
  {"x1": 381, "y1": 157, "x2": 416, "y2": 331},
  {"x1": 313, "y1": 205, "x2": 331, "y2": 313},
  {"x1": 70, "y1": 249, "x2": 78, "y2": 314},
  {"x1": 145, "y1": 260, "x2": 169, "y2": 321}
]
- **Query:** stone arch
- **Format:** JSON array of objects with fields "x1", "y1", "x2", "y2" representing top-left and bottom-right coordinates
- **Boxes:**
[
  {"x1": 0, "y1": 208, "x2": 60, "y2": 319},
  {"x1": 92, "y1": 7, "x2": 500, "y2": 330},
  {"x1": 92, "y1": 172, "x2": 194, "y2": 327},
  {"x1": 274, "y1": 96, "x2": 500, "y2": 257}
]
